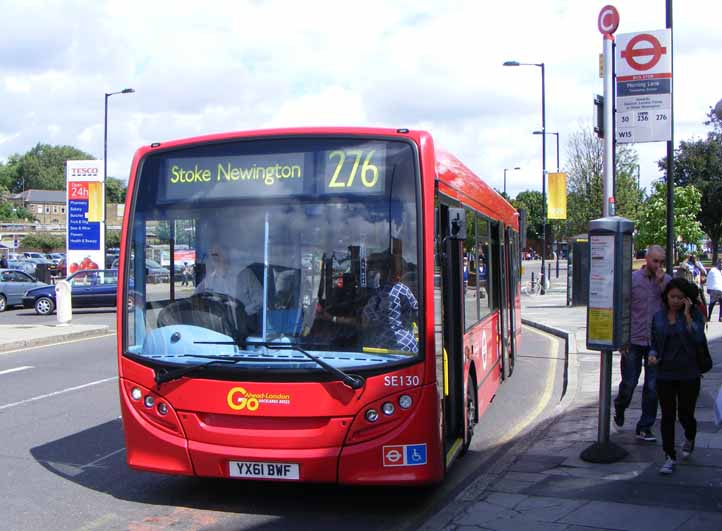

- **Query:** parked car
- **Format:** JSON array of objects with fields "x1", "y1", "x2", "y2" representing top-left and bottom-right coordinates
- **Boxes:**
[
  {"x1": 56, "y1": 258, "x2": 67, "y2": 278},
  {"x1": 23, "y1": 252, "x2": 45, "y2": 260},
  {"x1": 23, "y1": 269, "x2": 122, "y2": 315},
  {"x1": 146, "y1": 259, "x2": 170, "y2": 283},
  {"x1": 0, "y1": 269, "x2": 48, "y2": 312},
  {"x1": 7, "y1": 259, "x2": 37, "y2": 276}
]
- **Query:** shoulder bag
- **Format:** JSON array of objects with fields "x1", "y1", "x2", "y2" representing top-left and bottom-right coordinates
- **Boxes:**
[{"x1": 697, "y1": 337, "x2": 713, "y2": 374}]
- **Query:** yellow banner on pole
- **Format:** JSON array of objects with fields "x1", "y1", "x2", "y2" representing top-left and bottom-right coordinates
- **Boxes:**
[{"x1": 547, "y1": 172, "x2": 567, "y2": 219}]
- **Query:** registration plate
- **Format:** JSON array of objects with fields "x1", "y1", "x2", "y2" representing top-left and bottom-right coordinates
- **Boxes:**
[{"x1": 229, "y1": 461, "x2": 300, "y2": 480}]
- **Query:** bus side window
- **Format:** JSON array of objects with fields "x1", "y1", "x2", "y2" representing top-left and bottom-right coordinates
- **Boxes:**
[
  {"x1": 464, "y1": 209, "x2": 478, "y2": 329},
  {"x1": 477, "y1": 216, "x2": 492, "y2": 319}
]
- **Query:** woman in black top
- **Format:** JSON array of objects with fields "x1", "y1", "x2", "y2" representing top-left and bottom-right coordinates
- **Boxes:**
[{"x1": 649, "y1": 278, "x2": 706, "y2": 474}]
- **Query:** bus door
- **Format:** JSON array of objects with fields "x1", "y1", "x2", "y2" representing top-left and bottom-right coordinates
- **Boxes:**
[
  {"x1": 490, "y1": 222, "x2": 509, "y2": 380},
  {"x1": 505, "y1": 227, "x2": 519, "y2": 377},
  {"x1": 436, "y1": 203, "x2": 467, "y2": 464}
]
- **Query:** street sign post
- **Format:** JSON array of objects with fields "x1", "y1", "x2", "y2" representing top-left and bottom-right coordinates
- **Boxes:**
[{"x1": 615, "y1": 29, "x2": 672, "y2": 144}]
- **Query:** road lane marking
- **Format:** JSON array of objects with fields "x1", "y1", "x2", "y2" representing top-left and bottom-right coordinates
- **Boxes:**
[
  {"x1": 0, "y1": 365, "x2": 34, "y2": 375},
  {"x1": 0, "y1": 376, "x2": 117, "y2": 411},
  {"x1": 496, "y1": 326, "x2": 560, "y2": 445},
  {"x1": 0, "y1": 332, "x2": 116, "y2": 357}
]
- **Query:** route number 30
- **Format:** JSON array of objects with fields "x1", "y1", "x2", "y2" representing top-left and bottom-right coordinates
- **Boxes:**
[{"x1": 327, "y1": 150, "x2": 379, "y2": 189}]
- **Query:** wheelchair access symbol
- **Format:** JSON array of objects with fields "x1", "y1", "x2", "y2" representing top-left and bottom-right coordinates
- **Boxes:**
[{"x1": 382, "y1": 444, "x2": 427, "y2": 467}]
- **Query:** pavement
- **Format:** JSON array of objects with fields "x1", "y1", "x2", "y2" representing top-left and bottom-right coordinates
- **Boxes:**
[
  {"x1": 423, "y1": 272, "x2": 722, "y2": 531},
  {"x1": 0, "y1": 322, "x2": 111, "y2": 352}
]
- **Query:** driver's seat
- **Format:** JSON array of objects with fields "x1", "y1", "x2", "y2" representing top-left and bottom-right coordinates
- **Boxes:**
[{"x1": 157, "y1": 294, "x2": 250, "y2": 342}]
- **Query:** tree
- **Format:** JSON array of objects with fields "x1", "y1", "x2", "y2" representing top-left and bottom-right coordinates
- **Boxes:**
[
  {"x1": 106, "y1": 230, "x2": 122, "y2": 248},
  {"x1": 106, "y1": 177, "x2": 127, "y2": 204},
  {"x1": 0, "y1": 202, "x2": 34, "y2": 221},
  {"x1": 0, "y1": 143, "x2": 95, "y2": 193},
  {"x1": 659, "y1": 113, "x2": 722, "y2": 262},
  {"x1": 512, "y1": 190, "x2": 543, "y2": 241},
  {"x1": 21, "y1": 233, "x2": 66, "y2": 253},
  {"x1": 636, "y1": 181, "x2": 704, "y2": 261},
  {"x1": 565, "y1": 126, "x2": 644, "y2": 236}
]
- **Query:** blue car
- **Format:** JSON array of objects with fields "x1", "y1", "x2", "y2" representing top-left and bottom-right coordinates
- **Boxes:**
[
  {"x1": 23, "y1": 269, "x2": 121, "y2": 315},
  {"x1": 0, "y1": 269, "x2": 47, "y2": 312}
]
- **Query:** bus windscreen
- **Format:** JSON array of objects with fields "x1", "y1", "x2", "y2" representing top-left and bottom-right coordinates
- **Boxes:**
[{"x1": 124, "y1": 137, "x2": 421, "y2": 377}]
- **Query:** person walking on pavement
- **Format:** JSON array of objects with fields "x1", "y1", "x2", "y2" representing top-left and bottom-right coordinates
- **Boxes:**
[
  {"x1": 706, "y1": 259, "x2": 722, "y2": 321},
  {"x1": 684, "y1": 254, "x2": 706, "y2": 287},
  {"x1": 614, "y1": 245, "x2": 671, "y2": 441},
  {"x1": 0, "y1": 254, "x2": 7, "y2": 269},
  {"x1": 649, "y1": 278, "x2": 707, "y2": 474}
]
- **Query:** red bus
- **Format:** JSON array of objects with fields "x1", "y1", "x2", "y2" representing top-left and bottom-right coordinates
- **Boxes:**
[{"x1": 117, "y1": 127, "x2": 521, "y2": 484}]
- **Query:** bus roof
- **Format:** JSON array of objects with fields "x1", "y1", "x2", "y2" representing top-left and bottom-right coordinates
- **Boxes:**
[{"x1": 435, "y1": 147, "x2": 518, "y2": 229}]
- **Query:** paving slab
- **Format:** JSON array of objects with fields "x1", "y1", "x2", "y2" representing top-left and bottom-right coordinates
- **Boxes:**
[
  {"x1": 0, "y1": 324, "x2": 111, "y2": 352},
  {"x1": 559, "y1": 501, "x2": 692, "y2": 531},
  {"x1": 675, "y1": 512, "x2": 722, "y2": 531}
]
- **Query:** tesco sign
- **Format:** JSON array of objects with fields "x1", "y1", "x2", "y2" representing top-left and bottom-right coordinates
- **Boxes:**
[{"x1": 70, "y1": 167, "x2": 99, "y2": 177}]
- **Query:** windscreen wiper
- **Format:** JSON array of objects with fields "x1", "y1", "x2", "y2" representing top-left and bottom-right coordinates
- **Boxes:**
[
  {"x1": 186, "y1": 340, "x2": 365, "y2": 390},
  {"x1": 154, "y1": 357, "x2": 244, "y2": 386},
  {"x1": 155, "y1": 352, "x2": 324, "y2": 386},
  {"x1": 245, "y1": 341, "x2": 366, "y2": 391}
]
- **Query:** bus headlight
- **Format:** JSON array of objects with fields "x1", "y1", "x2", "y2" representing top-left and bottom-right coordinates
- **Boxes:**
[
  {"x1": 398, "y1": 394, "x2": 413, "y2": 409},
  {"x1": 382, "y1": 402, "x2": 395, "y2": 416},
  {"x1": 365, "y1": 409, "x2": 379, "y2": 422},
  {"x1": 144, "y1": 395, "x2": 155, "y2": 408},
  {"x1": 157, "y1": 402, "x2": 168, "y2": 415},
  {"x1": 131, "y1": 387, "x2": 142, "y2": 400}
]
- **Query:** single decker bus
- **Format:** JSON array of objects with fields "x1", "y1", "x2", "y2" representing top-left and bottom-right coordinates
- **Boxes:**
[{"x1": 117, "y1": 127, "x2": 521, "y2": 485}]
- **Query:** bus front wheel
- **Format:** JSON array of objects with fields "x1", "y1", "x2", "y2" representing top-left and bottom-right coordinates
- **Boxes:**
[{"x1": 462, "y1": 376, "x2": 477, "y2": 454}]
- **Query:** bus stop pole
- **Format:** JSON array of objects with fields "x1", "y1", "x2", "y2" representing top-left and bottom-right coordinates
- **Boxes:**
[
  {"x1": 580, "y1": 31, "x2": 628, "y2": 463},
  {"x1": 597, "y1": 350, "x2": 613, "y2": 444}
]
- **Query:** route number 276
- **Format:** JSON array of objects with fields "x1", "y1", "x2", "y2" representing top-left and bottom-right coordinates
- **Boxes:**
[{"x1": 327, "y1": 150, "x2": 379, "y2": 188}]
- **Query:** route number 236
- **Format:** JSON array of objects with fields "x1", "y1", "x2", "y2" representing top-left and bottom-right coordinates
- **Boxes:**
[{"x1": 327, "y1": 150, "x2": 379, "y2": 189}]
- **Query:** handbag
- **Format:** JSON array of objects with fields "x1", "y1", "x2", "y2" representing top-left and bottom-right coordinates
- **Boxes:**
[{"x1": 697, "y1": 340, "x2": 713, "y2": 374}]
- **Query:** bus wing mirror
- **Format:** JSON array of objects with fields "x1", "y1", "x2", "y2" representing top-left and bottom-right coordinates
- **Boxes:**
[{"x1": 448, "y1": 208, "x2": 467, "y2": 240}]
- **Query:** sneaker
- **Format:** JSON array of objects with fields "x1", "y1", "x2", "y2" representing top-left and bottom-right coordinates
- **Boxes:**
[
  {"x1": 614, "y1": 408, "x2": 624, "y2": 427},
  {"x1": 636, "y1": 428, "x2": 657, "y2": 442},
  {"x1": 659, "y1": 456, "x2": 676, "y2": 474},
  {"x1": 682, "y1": 438, "x2": 695, "y2": 459}
]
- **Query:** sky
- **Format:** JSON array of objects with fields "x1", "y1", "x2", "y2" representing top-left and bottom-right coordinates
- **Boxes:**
[{"x1": 1, "y1": 0, "x2": 720, "y2": 198}]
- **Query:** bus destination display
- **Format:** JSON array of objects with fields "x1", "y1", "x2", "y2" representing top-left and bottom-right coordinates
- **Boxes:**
[{"x1": 159, "y1": 143, "x2": 386, "y2": 202}]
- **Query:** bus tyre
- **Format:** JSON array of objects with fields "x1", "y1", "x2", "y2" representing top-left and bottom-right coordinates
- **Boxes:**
[
  {"x1": 0, "y1": 294, "x2": 6, "y2": 312},
  {"x1": 34, "y1": 296, "x2": 55, "y2": 315},
  {"x1": 461, "y1": 376, "x2": 477, "y2": 455}
]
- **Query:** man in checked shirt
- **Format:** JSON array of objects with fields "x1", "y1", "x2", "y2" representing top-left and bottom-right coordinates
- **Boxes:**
[{"x1": 613, "y1": 245, "x2": 671, "y2": 441}]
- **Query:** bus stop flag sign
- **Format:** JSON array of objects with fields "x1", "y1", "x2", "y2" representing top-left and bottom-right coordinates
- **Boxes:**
[{"x1": 615, "y1": 29, "x2": 672, "y2": 144}]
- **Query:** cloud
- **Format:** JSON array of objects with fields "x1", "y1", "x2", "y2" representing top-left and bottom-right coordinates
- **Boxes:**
[{"x1": 0, "y1": 0, "x2": 719, "y2": 194}]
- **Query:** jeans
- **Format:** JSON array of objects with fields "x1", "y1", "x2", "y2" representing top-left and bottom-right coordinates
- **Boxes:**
[
  {"x1": 708, "y1": 289, "x2": 722, "y2": 321},
  {"x1": 656, "y1": 378, "x2": 701, "y2": 460},
  {"x1": 613, "y1": 344, "x2": 658, "y2": 430}
]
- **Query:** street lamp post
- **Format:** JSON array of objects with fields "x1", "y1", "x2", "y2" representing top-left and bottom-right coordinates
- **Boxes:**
[
  {"x1": 503, "y1": 166, "x2": 521, "y2": 196},
  {"x1": 534, "y1": 130, "x2": 561, "y2": 278},
  {"x1": 505, "y1": 60, "x2": 546, "y2": 293},
  {"x1": 103, "y1": 88, "x2": 135, "y2": 263}
]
